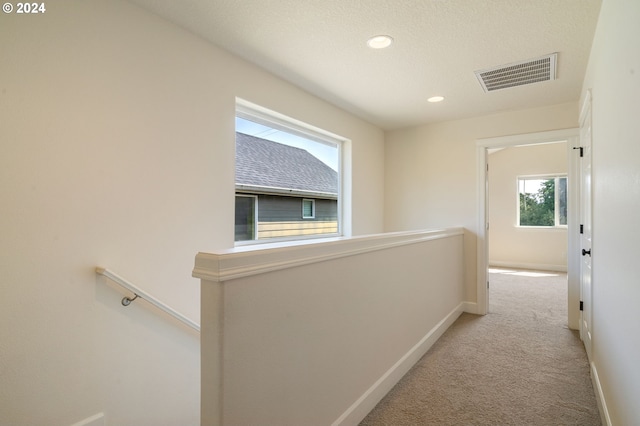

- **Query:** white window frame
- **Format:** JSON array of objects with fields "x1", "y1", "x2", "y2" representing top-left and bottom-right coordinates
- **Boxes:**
[
  {"x1": 516, "y1": 174, "x2": 568, "y2": 228},
  {"x1": 235, "y1": 98, "x2": 345, "y2": 245}
]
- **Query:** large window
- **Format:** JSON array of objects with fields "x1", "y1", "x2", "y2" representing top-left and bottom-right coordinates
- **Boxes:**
[
  {"x1": 518, "y1": 176, "x2": 567, "y2": 227},
  {"x1": 234, "y1": 100, "x2": 342, "y2": 243}
]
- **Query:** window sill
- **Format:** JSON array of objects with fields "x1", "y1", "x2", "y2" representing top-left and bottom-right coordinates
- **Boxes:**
[{"x1": 234, "y1": 233, "x2": 342, "y2": 248}]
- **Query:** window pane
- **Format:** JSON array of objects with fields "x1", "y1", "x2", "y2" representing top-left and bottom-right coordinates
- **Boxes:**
[
  {"x1": 235, "y1": 196, "x2": 255, "y2": 241},
  {"x1": 302, "y1": 199, "x2": 315, "y2": 218},
  {"x1": 558, "y1": 177, "x2": 567, "y2": 225},
  {"x1": 518, "y1": 178, "x2": 555, "y2": 226},
  {"x1": 518, "y1": 176, "x2": 567, "y2": 227}
]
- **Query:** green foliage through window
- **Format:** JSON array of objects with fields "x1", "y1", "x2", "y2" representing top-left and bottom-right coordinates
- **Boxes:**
[{"x1": 518, "y1": 177, "x2": 567, "y2": 227}]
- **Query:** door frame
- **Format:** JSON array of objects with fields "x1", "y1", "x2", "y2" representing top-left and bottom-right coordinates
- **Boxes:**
[{"x1": 475, "y1": 128, "x2": 580, "y2": 328}]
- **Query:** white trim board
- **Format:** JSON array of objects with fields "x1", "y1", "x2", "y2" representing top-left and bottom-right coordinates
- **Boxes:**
[
  {"x1": 70, "y1": 413, "x2": 105, "y2": 426},
  {"x1": 591, "y1": 362, "x2": 612, "y2": 426},
  {"x1": 332, "y1": 302, "x2": 466, "y2": 426},
  {"x1": 462, "y1": 301, "x2": 479, "y2": 314},
  {"x1": 194, "y1": 228, "x2": 463, "y2": 282}
]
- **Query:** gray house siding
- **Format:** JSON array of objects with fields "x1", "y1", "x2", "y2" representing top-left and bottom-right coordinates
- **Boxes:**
[
  {"x1": 235, "y1": 193, "x2": 338, "y2": 241},
  {"x1": 258, "y1": 195, "x2": 337, "y2": 222}
]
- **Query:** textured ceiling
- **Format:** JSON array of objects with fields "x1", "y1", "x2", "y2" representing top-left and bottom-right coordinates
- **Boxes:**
[{"x1": 126, "y1": 0, "x2": 602, "y2": 130}]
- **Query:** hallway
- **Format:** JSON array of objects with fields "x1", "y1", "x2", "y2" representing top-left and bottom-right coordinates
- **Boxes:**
[{"x1": 360, "y1": 269, "x2": 601, "y2": 425}]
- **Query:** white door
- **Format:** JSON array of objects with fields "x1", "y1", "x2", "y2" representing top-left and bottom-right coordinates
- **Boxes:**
[{"x1": 579, "y1": 93, "x2": 593, "y2": 359}]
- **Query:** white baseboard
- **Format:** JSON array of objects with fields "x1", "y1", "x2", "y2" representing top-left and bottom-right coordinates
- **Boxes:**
[
  {"x1": 591, "y1": 362, "x2": 612, "y2": 426},
  {"x1": 332, "y1": 302, "x2": 465, "y2": 426},
  {"x1": 70, "y1": 413, "x2": 105, "y2": 426},
  {"x1": 489, "y1": 261, "x2": 567, "y2": 272},
  {"x1": 462, "y1": 301, "x2": 478, "y2": 314}
]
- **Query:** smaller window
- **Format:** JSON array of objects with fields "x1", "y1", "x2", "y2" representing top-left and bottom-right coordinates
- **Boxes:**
[
  {"x1": 518, "y1": 176, "x2": 567, "y2": 227},
  {"x1": 302, "y1": 199, "x2": 315, "y2": 219}
]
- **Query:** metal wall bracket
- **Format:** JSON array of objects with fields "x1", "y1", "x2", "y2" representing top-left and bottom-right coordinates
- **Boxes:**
[{"x1": 121, "y1": 293, "x2": 140, "y2": 306}]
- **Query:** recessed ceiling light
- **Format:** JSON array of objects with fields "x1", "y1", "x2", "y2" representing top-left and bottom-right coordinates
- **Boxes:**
[
  {"x1": 367, "y1": 35, "x2": 393, "y2": 49},
  {"x1": 427, "y1": 96, "x2": 445, "y2": 103}
]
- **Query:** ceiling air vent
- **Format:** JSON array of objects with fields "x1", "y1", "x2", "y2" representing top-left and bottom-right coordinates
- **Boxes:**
[{"x1": 475, "y1": 53, "x2": 557, "y2": 92}]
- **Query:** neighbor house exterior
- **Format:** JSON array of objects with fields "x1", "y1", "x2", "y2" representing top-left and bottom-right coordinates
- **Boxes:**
[{"x1": 234, "y1": 132, "x2": 338, "y2": 241}]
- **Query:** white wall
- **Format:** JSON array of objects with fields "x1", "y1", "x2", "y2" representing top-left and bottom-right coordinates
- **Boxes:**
[
  {"x1": 0, "y1": 1, "x2": 384, "y2": 424},
  {"x1": 194, "y1": 229, "x2": 465, "y2": 426},
  {"x1": 488, "y1": 143, "x2": 568, "y2": 271},
  {"x1": 384, "y1": 103, "x2": 578, "y2": 303},
  {"x1": 580, "y1": 0, "x2": 640, "y2": 423}
]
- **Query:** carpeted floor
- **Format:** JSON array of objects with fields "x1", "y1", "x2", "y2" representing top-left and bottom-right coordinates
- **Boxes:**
[{"x1": 359, "y1": 268, "x2": 601, "y2": 425}]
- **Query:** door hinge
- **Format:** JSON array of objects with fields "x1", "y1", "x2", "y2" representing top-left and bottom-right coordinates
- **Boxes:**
[
  {"x1": 573, "y1": 147, "x2": 584, "y2": 157},
  {"x1": 580, "y1": 224, "x2": 584, "y2": 234},
  {"x1": 580, "y1": 301, "x2": 584, "y2": 311},
  {"x1": 487, "y1": 281, "x2": 490, "y2": 289}
]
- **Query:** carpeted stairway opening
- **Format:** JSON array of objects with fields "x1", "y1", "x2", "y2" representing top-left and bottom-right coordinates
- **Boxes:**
[{"x1": 360, "y1": 268, "x2": 601, "y2": 425}]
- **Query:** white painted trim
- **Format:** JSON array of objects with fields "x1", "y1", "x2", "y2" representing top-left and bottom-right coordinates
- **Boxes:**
[
  {"x1": 591, "y1": 362, "x2": 612, "y2": 426},
  {"x1": 462, "y1": 301, "x2": 479, "y2": 314},
  {"x1": 476, "y1": 129, "x2": 579, "y2": 319},
  {"x1": 476, "y1": 128, "x2": 579, "y2": 149},
  {"x1": 194, "y1": 227, "x2": 464, "y2": 282},
  {"x1": 236, "y1": 97, "x2": 348, "y2": 146},
  {"x1": 580, "y1": 90, "x2": 593, "y2": 129},
  {"x1": 476, "y1": 145, "x2": 489, "y2": 315},
  {"x1": 70, "y1": 413, "x2": 105, "y2": 426},
  {"x1": 332, "y1": 302, "x2": 465, "y2": 426}
]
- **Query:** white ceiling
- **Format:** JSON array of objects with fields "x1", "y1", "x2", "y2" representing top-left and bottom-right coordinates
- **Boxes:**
[{"x1": 126, "y1": 0, "x2": 601, "y2": 130}]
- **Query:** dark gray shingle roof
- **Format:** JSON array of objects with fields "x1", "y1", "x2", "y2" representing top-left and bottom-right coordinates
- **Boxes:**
[{"x1": 236, "y1": 132, "x2": 338, "y2": 195}]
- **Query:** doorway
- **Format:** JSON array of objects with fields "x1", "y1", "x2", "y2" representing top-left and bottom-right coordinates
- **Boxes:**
[
  {"x1": 486, "y1": 143, "x2": 568, "y2": 314},
  {"x1": 476, "y1": 129, "x2": 581, "y2": 329}
]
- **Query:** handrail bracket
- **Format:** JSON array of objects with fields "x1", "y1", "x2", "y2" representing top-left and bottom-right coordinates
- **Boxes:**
[
  {"x1": 121, "y1": 293, "x2": 140, "y2": 307},
  {"x1": 95, "y1": 267, "x2": 200, "y2": 332}
]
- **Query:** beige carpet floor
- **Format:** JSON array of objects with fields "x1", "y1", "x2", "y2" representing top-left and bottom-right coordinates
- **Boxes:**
[{"x1": 360, "y1": 268, "x2": 601, "y2": 425}]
